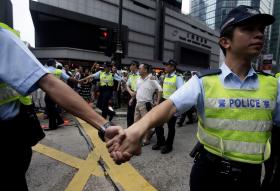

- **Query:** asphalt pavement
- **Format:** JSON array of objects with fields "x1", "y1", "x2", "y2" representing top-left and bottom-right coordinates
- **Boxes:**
[{"x1": 26, "y1": 110, "x2": 197, "y2": 191}]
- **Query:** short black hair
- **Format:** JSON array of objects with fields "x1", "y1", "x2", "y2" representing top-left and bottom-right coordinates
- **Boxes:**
[
  {"x1": 219, "y1": 25, "x2": 235, "y2": 56},
  {"x1": 46, "y1": 59, "x2": 56, "y2": 66},
  {"x1": 131, "y1": 60, "x2": 139, "y2": 67},
  {"x1": 141, "y1": 63, "x2": 151, "y2": 73}
]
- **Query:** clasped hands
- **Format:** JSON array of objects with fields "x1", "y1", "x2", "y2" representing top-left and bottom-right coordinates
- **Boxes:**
[{"x1": 104, "y1": 126, "x2": 142, "y2": 164}]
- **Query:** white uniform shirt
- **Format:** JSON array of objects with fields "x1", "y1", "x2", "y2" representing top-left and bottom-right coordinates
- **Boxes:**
[{"x1": 136, "y1": 74, "x2": 162, "y2": 103}]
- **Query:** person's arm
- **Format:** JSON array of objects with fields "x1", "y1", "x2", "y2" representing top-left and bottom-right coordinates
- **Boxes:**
[
  {"x1": 80, "y1": 71, "x2": 101, "y2": 83},
  {"x1": 79, "y1": 74, "x2": 93, "y2": 83},
  {"x1": 153, "y1": 80, "x2": 163, "y2": 105},
  {"x1": 39, "y1": 74, "x2": 107, "y2": 130},
  {"x1": 155, "y1": 91, "x2": 162, "y2": 105},
  {"x1": 61, "y1": 71, "x2": 78, "y2": 84},
  {"x1": 126, "y1": 79, "x2": 136, "y2": 97}
]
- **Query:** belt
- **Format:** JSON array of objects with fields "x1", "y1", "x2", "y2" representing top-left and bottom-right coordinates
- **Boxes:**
[{"x1": 198, "y1": 147, "x2": 261, "y2": 175}]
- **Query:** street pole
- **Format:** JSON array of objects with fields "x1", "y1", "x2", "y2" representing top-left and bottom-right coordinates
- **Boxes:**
[{"x1": 115, "y1": 0, "x2": 123, "y2": 69}]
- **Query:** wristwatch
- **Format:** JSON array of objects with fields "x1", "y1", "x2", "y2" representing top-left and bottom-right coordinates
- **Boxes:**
[{"x1": 98, "y1": 121, "x2": 112, "y2": 142}]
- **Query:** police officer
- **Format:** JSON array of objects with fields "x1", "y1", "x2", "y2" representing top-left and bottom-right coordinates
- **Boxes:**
[
  {"x1": 44, "y1": 59, "x2": 77, "y2": 130},
  {"x1": 0, "y1": 23, "x2": 121, "y2": 190},
  {"x1": 107, "y1": 5, "x2": 280, "y2": 191},
  {"x1": 152, "y1": 59, "x2": 184, "y2": 154},
  {"x1": 126, "y1": 60, "x2": 140, "y2": 127},
  {"x1": 80, "y1": 61, "x2": 122, "y2": 119}
]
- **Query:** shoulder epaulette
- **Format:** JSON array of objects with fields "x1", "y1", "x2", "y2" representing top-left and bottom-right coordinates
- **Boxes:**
[
  {"x1": 197, "y1": 69, "x2": 222, "y2": 78},
  {"x1": 256, "y1": 71, "x2": 275, "y2": 77}
]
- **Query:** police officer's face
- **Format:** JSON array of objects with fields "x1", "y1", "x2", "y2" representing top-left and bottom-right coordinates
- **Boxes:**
[
  {"x1": 165, "y1": 64, "x2": 175, "y2": 73},
  {"x1": 227, "y1": 22, "x2": 265, "y2": 57}
]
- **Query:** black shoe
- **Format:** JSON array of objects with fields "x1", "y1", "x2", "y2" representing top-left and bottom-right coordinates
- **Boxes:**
[
  {"x1": 152, "y1": 143, "x2": 165, "y2": 150},
  {"x1": 186, "y1": 121, "x2": 193, "y2": 124},
  {"x1": 43, "y1": 127, "x2": 56, "y2": 131},
  {"x1": 161, "y1": 146, "x2": 172, "y2": 154},
  {"x1": 177, "y1": 122, "x2": 183, "y2": 127},
  {"x1": 57, "y1": 120, "x2": 64, "y2": 126}
]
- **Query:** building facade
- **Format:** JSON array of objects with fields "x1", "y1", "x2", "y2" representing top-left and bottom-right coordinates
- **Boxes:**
[
  {"x1": 190, "y1": 0, "x2": 273, "y2": 30},
  {"x1": 30, "y1": 0, "x2": 219, "y2": 71}
]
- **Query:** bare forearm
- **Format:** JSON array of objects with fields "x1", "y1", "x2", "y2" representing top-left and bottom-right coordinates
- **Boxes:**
[
  {"x1": 39, "y1": 74, "x2": 107, "y2": 130},
  {"x1": 129, "y1": 100, "x2": 176, "y2": 138},
  {"x1": 126, "y1": 86, "x2": 134, "y2": 96},
  {"x1": 156, "y1": 92, "x2": 162, "y2": 104}
]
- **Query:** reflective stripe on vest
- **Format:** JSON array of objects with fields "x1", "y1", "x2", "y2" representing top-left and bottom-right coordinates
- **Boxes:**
[
  {"x1": 100, "y1": 72, "x2": 113, "y2": 87},
  {"x1": 53, "y1": 69, "x2": 62, "y2": 78},
  {"x1": 19, "y1": 95, "x2": 32, "y2": 106},
  {"x1": 163, "y1": 75, "x2": 177, "y2": 99},
  {"x1": 197, "y1": 74, "x2": 278, "y2": 164},
  {"x1": 129, "y1": 74, "x2": 140, "y2": 91},
  {"x1": 0, "y1": 83, "x2": 32, "y2": 106},
  {"x1": 0, "y1": 83, "x2": 20, "y2": 105}
]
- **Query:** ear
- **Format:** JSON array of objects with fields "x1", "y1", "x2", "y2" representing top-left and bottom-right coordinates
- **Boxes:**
[{"x1": 219, "y1": 37, "x2": 231, "y2": 49}]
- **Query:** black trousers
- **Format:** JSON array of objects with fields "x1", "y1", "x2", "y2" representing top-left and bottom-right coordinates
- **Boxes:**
[
  {"x1": 97, "y1": 87, "x2": 113, "y2": 119},
  {"x1": 155, "y1": 115, "x2": 177, "y2": 147},
  {"x1": 178, "y1": 108, "x2": 194, "y2": 125},
  {"x1": 190, "y1": 149, "x2": 262, "y2": 191},
  {"x1": 1, "y1": 104, "x2": 45, "y2": 191},
  {"x1": 127, "y1": 98, "x2": 136, "y2": 127},
  {"x1": 45, "y1": 95, "x2": 63, "y2": 129}
]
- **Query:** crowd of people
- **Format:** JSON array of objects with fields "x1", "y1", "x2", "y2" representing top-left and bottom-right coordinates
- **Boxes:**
[{"x1": 33, "y1": 58, "x2": 197, "y2": 135}]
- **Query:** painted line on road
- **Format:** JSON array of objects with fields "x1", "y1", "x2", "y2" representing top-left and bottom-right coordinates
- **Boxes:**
[
  {"x1": 76, "y1": 118, "x2": 157, "y2": 191},
  {"x1": 32, "y1": 118, "x2": 157, "y2": 191}
]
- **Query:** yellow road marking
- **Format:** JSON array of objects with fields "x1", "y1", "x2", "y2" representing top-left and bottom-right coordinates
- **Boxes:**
[
  {"x1": 77, "y1": 118, "x2": 157, "y2": 191},
  {"x1": 33, "y1": 144, "x2": 84, "y2": 168},
  {"x1": 32, "y1": 117, "x2": 157, "y2": 191}
]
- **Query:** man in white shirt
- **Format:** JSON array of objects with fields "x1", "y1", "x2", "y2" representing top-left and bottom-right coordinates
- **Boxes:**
[{"x1": 134, "y1": 63, "x2": 162, "y2": 145}]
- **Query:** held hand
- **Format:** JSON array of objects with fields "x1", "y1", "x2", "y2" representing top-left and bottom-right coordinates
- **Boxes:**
[
  {"x1": 104, "y1": 126, "x2": 126, "y2": 142},
  {"x1": 106, "y1": 127, "x2": 142, "y2": 164}
]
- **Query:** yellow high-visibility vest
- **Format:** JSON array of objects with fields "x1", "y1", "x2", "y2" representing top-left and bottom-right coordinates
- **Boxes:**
[
  {"x1": 128, "y1": 73, "x2": 140, "y2": 91},
  {"x1": 197, "y1": 74, "x2": 278, "y2": 164},
  {"x1": 53, "y1": 69, "x2": 63, "y2": 78},
  {"x1": 100, "y1": 72, "x2": 113, "y2": 87},
  {"x1": 275, "y1": 72, "x2": 280, "y2": 79},
  {"x1": 162, "y1": 74, "x2": 177, "y2": 99}
]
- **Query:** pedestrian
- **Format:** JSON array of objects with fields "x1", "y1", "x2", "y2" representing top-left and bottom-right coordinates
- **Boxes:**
[
  {"x1": 133, "y1": 63, "x2": 162, "y2": 146},
  {"x1": 152, "y1": 59, "x2": 184, "y2": 154},
  {"x1": 126, "y1": 60, "x2": 140, "y2": 127},
  {"x1": 79, "y1": 68, "x2": 92, "y2": 103},
  {"x1": 107, "y1": 5, "x2": 280, "y2": 191},
  {"x1": 0, "y1": 23, "x2": 122, "y2": 190}
]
